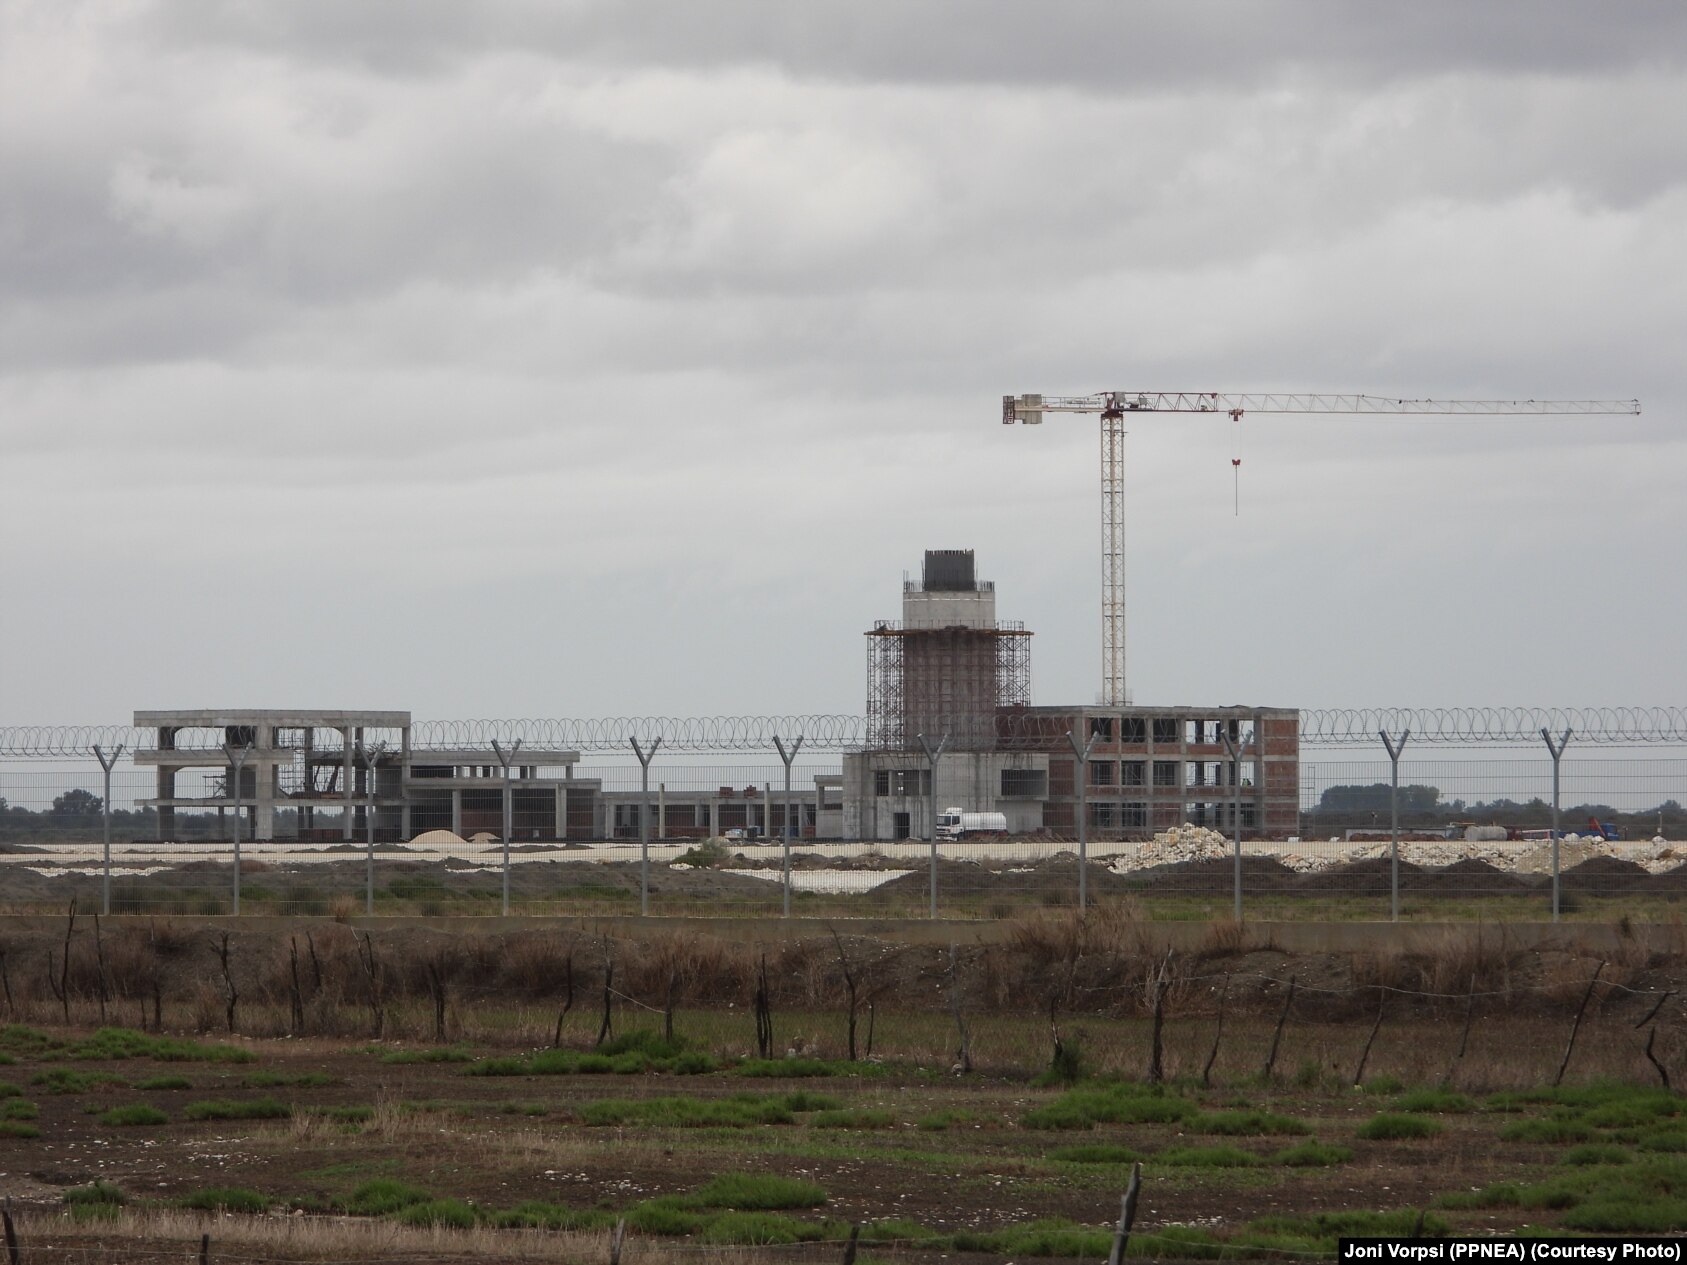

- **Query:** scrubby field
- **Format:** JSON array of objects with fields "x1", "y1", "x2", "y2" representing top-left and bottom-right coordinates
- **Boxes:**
[{"x1": 1, "y1": 910, "x2": 1685, "y2": 1262}]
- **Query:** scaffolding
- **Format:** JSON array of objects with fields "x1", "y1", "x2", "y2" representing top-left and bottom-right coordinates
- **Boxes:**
[{"x1": 865, "y1": 620, "x2": 1031, "y2": 751}]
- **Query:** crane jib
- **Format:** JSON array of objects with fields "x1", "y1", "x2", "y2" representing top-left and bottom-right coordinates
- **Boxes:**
[
  {"x1": 1002, "y1": 387, "x2": 1642, "y2": 708},
  {"x1": 1004, "y1": 392, "x2": 1640, "y2": 419}
]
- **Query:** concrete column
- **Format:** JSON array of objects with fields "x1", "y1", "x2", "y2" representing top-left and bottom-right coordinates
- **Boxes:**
[
  {"x1": 658, "y1": 783, "x2": 666, "y2": 841},
  {"x1": 157, "y1": 764, "x2": 173, "y2": 841},
  {"x1": 341, "y1": 728, "x2": 354, "y2": 840},
  {"x1": 709, "y1": 797, "x2": 719, "y2": 837},
  {"x1": 451, "y1": 788, "x2": 462, "y2": 837},
  {"x1": 554, "y1": 786, "x2": 566, "y2": 840}
]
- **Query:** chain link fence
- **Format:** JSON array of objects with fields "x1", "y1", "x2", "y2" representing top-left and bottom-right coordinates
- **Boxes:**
[{"x1": 2, "y1": 752, "x2": 1684, "y2": 920}]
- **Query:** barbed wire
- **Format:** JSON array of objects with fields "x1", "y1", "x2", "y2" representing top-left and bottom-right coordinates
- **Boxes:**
[
  {"x1": 1300, "y1": 707, "x2": 1687, "y2": 745},
  {"x1": 4, "y1": 707, "x2": 1687, "y2": 758}
]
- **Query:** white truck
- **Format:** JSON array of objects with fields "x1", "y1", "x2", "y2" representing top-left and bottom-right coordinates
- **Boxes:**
[{"x1": 935, "y1": 807, "x2": 1008, "y2": 841}]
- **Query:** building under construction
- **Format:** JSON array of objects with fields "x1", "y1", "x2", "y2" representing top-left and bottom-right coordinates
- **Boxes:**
[{"x1": 843, "y1": 550, "x2": 1299, "y2": 840}]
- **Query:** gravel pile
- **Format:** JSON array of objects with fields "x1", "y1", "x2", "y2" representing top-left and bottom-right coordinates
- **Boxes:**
[{"x1": 1107, "y1": 825, "x2": 1683, "y2": 877}]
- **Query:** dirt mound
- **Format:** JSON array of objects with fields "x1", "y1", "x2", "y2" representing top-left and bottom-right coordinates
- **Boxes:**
[
  {"x1": 866, "y1": 859, "x2": 999, "y2": 903},
  {"x1": 996, "y1": 856, "x2": 1137, "y2": 897},
  {"x1": 1410, "y1": 857, "x2": 1533, "y2": 895},
  {"x1": 1294, "y1": 856, "x2": 1425, "y2": 895},
  {"x1": 1136, "y1": 856, "x2": 1299, "y2": 894},
  {"x1": 1643, "y1": 863, "x2": 1687, "y2": 894},
  {"x1": 1559, "y1": 855, "x2": 1651, "y2": 890}
]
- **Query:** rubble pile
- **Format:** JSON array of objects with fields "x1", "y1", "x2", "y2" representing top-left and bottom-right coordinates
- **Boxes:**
[
  {"x1": 1110, "y1": 825, "x2": 1232, "y2": 873},
  {"x1": 1107, "y1": 825, "x2": 1683, "y2": 877}
]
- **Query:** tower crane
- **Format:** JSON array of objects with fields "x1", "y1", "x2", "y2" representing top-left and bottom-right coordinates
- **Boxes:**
[{"x1": 1001, "y1": 391, "x2": 1644, "y2": 708}]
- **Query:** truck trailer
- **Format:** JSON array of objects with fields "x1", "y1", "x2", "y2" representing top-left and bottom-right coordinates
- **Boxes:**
[{"x1": 935, "y1": 808, "x2": 1009, "y2": 840}]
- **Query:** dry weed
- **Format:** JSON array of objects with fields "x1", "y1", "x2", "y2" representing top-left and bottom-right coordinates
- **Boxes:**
[{"x1": 17, "y1": 1204, "x2": 682, "y2": 1265}]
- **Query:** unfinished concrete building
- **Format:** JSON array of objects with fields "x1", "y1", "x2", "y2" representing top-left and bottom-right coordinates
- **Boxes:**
[
  {"x1": 845, "y1": 551, "x2": 1050, "y2": 839},
  {"x1": 133, "y1": 710, "x2": 602, "y2": 842},
  {"x1": 842, "y1": 552, "x2": 1300, "y2": 840}
]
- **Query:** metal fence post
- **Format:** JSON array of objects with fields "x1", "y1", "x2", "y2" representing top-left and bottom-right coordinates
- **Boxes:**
[
  {"x1": 1219, "y1": 729, "x2": 1250, "y2": 922},
  {"x1": 1065, "y1": 730, "x2": 1100, "y2": 910},
  {"x1": 917, "y1": 733, "x2": 948, "y2": 919},
  {"x1": 631, "y1": 737, "x2": 662, "y2": 917},
  {"x1": 222, "y1": 742, "x2": 252, "y2": 915},
  {"x1": 773, "y1": 735, "x2": 805, "y2": 918},
  {"x1": 492, "y1": 739, "x2": 520, "y2": 916},
  {"x1": 362, "y1": 741, "x2": 388, "y2": 916},
  {"x1": 1380, "y1": 730, "x2": 1409, "y2": 922},
  {"x1": 92, "y1": 743, "x2": 124, "y2": 917},
  {"x1": 1542, "y1": 727, "x2": 1572, "y2": 923}
]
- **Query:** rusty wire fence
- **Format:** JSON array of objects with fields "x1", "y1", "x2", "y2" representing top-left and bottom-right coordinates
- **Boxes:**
[{"x1": 2, "y1": 753, "x2": 1684, "y2": 921}]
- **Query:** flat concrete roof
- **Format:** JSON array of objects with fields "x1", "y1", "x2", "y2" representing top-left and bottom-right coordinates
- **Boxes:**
[{"x1": 135, "y1": 710, "x2": 411, "y2": 727}]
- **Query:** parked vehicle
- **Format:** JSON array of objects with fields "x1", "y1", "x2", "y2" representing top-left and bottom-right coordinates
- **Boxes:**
[{"x1": 935, "y1": 807, "x2": 1008, "y2": 840}]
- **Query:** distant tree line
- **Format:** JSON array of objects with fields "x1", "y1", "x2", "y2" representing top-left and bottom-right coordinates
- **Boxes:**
[
  {"x1": 1309, "y1": 783, "x2": 1686, "y2": 836},
  {"x1": 0, "y1": 796, "x2": 345, "y2": 843}
]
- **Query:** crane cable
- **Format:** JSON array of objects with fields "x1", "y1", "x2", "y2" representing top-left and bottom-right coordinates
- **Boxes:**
[{"x1": 1229, "y1": 407, "x2": 1244, "y2": 515}]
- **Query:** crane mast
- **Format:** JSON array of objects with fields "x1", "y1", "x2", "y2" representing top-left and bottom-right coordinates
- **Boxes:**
[{"x1": 1003, "y1": 391, "x2": 1642, "y2": 708}]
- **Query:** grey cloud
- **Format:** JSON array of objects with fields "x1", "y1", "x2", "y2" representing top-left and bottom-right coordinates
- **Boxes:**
[{"x1": 142, "y1": 1, "x2": 1687, "y2": 89}]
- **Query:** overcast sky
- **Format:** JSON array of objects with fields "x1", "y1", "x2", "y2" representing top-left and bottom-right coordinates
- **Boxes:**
[{"x1": 2, "y1": 1, "x2": 1682, "y2": 729}]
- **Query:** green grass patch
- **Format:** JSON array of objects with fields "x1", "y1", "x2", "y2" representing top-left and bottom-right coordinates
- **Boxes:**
[
  {"x1": 580, "y1": 1094, "x2": 797, "y2": 1128},
  {"x1": 0, "y1": 1025, "x2": 63, "y2": 1058},
  {"x1": 734, "y1": 1057, "x2": 843, "y2": 1078},
  {"x1": 179, "y1": 1187, "x2": 269, "y2": 1213},
  {"x1": 381, "y1": 1046, "x2": 477, "y2": 1065},
  {"x1": 393, "y1": 1198, "x2": 479, "y2": 1229},
  {"x1": 1500, "y1": 1118, "x2": 1594, "y2": 1144},
  {"x1": 0, "y1": 1119, "x2": 40, "y2": 1139},
  {"x1": 915, "y1": 1108, "x2": 977, "y2": 1131},
  {"x1": 2, "y1": 1026, "x2": 255, "y2": 1065},
  {"x1": 691, "y1": 1173, "x2": 828, "y2": 1210},
  {"x1": 1023, "y1": 1083, "x2": 1192, "y2": 1131},
  {"x1": 1050, "y1": 1144, "x2": 1143, "y2": 1165},
  {"x1": 1237, "y1": 1209, "x2": 1450, "y2": 1255},
  {"x1": 1154, "y1": 1145, "x2": 1263, "y2": 1168},
  {"x1": 491, "y1": 1202, "x2": 617, "y2": 1231},
  {"x1": 1273, "y1": 1140, "x2": 1353, "y2": 1166},
  {"x1": 32, "y1": 1068, "x2": 128, "y2": 1094},
  {"x1": 0, "y1": 1080, "x2": 20, "y2": 1097},
  {"x1": 183, "y1": 1097, "x2": 290, "y2": 1121},
  {"x1": 134, "y1": 1075, "x2": 192, "y2": 1091},
  {"x1": 344, "y1": 1178, "x2": 434, "y2": 1216},
  {"x1": 1561, "y1": 1144, "x2": 1635, "y2": 1166},
  {"x1": 466, "y1": 1044, "x2": 718, "y2": 1077},
  {"x1": 951, "y1": 1216, "x2": 1114, "y2": 1258},
  {"x1": 625, "y1": 1198, "x2": 708, "y2": 1236},
  {"x1": 1186, "y1": 1109, "x2": 1310, "y2": 1137},
  {"x1": 699, "y1": 1211, "x2": 834, "y2": 1245},
  {"x1": 1356, "y1": 1112, "x2": 1443, "y2": 1141},
  {"x1": 98, "y1": 1104, "x2": 169, "y2": 1126},
  {"x1": 64, "y1": 1181, "x2": 126, "y2": 1207},
  {"x1": 811, "y1": 1107, "x2": 896, "y2": 1129},
  {"x1": 1394, "y1": 1089, "x2": 1474, "y2": 1113},
  {"x1": 1359, "y1": 1075, "x2": 1405, "y2": 1095},
  {"x1": 0, "y1": 1098, "x2": 38, "y2": 1121},
  {"x1": 241, "y1": 1071, "x2": 336, "y2": 1088}
]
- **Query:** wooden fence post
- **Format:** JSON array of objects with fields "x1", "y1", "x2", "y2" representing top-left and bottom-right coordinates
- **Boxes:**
[
  {"x1": 1261, "y1": 977, "x2": 1295, "y2": 1080},
  {"x1": 1106, "y1": 1163, "x2": 1142, "y2": 1265},
  {"x1": 3, "y1": 1197, "x2": 21, "y2": 1265},
  {"x1": 1146, "y1": 953, "x2": 1171, "y2": 1084},
  {"x1": 1553, "y1": 960, "x2": 1606, "y2": 1087},
  {"x1": 841, "y1": 1222, "x2": 860, "y2": 1265},
  {"x1": 1352, "y1": 986, "x2": 1387, "y2": 1086},
  {"x1": 608, "y1": 1217, "x2": 626, "y2": 1265}
]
